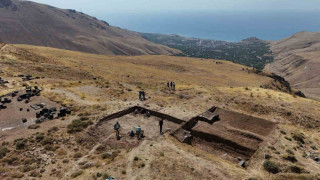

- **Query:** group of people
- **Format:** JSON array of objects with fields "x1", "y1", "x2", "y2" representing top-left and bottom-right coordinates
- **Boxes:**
[
  {"x1": 114, "y1": 121, "x2": 145, "y2": 140},
  {"x1": 113, "y1": 118, "x2": 165, "y2": 140},
  {"x1": 128, "y1": 125, "x2": 144, "y2": 140},
  {"x1": 138, "y1": 91, "x2": 146, "y2": 101},
  {"x1": 167, "y1": 81, "x2": 176, "y2": 91}
]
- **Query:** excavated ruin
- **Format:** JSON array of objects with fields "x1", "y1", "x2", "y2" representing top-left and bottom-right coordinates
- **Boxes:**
[
  {"x1": 88, "y1": 105, "x2": 277, "y2": 165},
  {"x1": 171, "y1": 106, "x2": 277, "y2": 164}
]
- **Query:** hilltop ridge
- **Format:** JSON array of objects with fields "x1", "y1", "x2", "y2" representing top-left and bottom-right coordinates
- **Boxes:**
[
  {"x1": 0, "y1": 0, "x2": 179, "y2": 55},
  {"x1": 265, "y1": 31, "x2": 320, "y2": 100}
]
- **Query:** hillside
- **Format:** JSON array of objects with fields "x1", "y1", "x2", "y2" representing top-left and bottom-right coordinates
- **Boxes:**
[
  {"x1": 265, "y1": 31, "x2": 320, "y2": 100},
  {"x1": 0, "y1": 44, "x2": 320, "y2": 180},
  {"x1": 141, "y1": 33, "x2": 273, "y2": 70},
  {"x1": 0, "y1": 0, "x2": 179, "y2": 55}
]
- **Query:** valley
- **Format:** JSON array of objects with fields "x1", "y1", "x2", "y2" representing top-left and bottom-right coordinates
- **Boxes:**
[{"x1": 141, "y1": 33, "x2": 273, "y2": 70}]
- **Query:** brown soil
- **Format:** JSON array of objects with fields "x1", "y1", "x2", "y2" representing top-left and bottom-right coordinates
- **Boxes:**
[
  {"x1": 92, "y1": 113, "x2": 180, "y2": 150},
  {"x1": 173, "y1": 107, "x2": 277, "y2": 163}
]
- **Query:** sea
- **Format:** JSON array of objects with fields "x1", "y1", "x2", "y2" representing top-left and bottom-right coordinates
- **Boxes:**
[{"x1": 99, "y1": 10, "x2": 320, "y2": 42}]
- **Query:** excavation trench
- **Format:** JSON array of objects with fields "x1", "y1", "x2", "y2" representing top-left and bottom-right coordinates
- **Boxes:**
[{"x1": 171, "y1": 106, "x2": 276, "y2": 161}]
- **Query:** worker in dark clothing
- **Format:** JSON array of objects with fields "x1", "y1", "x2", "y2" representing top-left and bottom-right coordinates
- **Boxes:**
[
  {"x1": 159, "y1": 119, "x2": 164, "y2": 134},
  {"x1": 138, "y1": 91, "x2": 142, "y2": 101},
  {"x1": 142, "y1": 91, "x2": 146, "y2": 101},
  {"x1": 167, "y1": 82, "x2": 170, "y2": 91},
  {"x1": 170, "y1": 81, "x2": 173, "y2": 90},
  {"x1": 114, "y1": 122, "x2": 121, "y2": 140},
  {"x1": 172, "y1": 82, "x2": 176, "y2": 90}
]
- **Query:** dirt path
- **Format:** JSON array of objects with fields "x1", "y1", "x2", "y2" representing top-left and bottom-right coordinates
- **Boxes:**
[
  {"x1": 62, "y1": 143, "x2": 101, "y2": 180},
  {"x1": 49, "y1": 88, "x2": 142, "y2": 108},
  {"x1": 50, "y1": 89, "x2": 96, "y2": 106},
  {"x1": 126, "y1": 139, "x2": 149, "y2": 180}
]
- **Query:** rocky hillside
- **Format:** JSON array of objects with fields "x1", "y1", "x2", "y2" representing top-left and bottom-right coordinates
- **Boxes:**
[
  {"x1": 0, "y1": 0, "x2": 179, "y2": 55},
  {"x1": 265, "y1": 31, "x2": 320, "y2": 100}
]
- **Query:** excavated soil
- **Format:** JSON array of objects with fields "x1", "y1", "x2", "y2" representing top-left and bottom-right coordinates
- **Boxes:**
[
  {"x1": 173, "y1": 107, "x2": 277, "y2": 162},
  {"x1": 88, "y1": 111, "x2": 182, "y2": 150}
]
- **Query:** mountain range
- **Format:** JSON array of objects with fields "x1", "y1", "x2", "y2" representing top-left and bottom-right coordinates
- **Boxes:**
[{"x1": 0, "y1": 0, "x2": 179, "y2": 55}]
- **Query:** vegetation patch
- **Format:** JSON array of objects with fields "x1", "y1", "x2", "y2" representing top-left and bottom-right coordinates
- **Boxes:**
[
  {"x1": 36, "y1": 133, "x2": 45, "y2": 142},
  {"x1": 67, "y1": 118, "x2": 93, "y2": 133},
  {"x1": 71, "y1": 170, "x2": 83, "y2": 178},
  {"x1": 290, "y1": 165, "x2": 303, "y2": 174},
  {"x1": 0, "y1": 147, "x2": 8, "y2": 159},
  {"x1": 73, "y1": 152, "x2": 83, "y2": 159},
  {"x1": 292, "y1": 132, "x2": 305, "y2": 144},
  {"x1": 41, "y1": 137, "x2": 55, "y2": 146},
  {"x1": 28, "y1": 124, "x2": 40, "y2": 129},
  {"x1": 263, "y1": 160, "x2": 279, "y2": 174},
  {"x1": 283, "y1": 154, "x2": 297, "y2": 163},
  {"x1": 14, "y1": 138, "x2": 28, "y2": 150}
]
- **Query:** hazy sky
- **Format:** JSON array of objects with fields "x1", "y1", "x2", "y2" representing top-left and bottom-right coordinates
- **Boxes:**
[
  {"x1": 29, "y1": 0, "x2": 320, "y2": 41},
  {"x1": 31, "y1": 0, "x2": 320, "y2": 14}
]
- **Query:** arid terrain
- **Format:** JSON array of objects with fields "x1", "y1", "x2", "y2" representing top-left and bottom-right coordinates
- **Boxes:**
[
  {"x1": 0, "y1": 43, "x2": 320, "y2": 180},
  {"x1": 265, "y1": 31, "x2": 320, "y2": 101},
  {"x1": 0, "y1": 0, "x2": 179, "y2": 55}
]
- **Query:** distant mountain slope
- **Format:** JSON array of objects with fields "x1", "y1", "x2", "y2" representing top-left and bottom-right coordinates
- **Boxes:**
[
  {"x1": 141, "y1": 33, "x2": 273, "y2": 70},
  {"x1": 265, "y1": 31, "x2": 320, "y2": 100},
  {"x1": 0, "y1": 0, "x2": 179, "y2": 55}
]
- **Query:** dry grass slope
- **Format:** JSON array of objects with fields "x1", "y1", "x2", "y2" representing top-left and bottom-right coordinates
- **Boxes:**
[
  {"x1": 265, "y1": 31, "x2": 320, "y2": 101},
  {"x1": 0, "y1": 44, "x2": 319, "y2": 180}
]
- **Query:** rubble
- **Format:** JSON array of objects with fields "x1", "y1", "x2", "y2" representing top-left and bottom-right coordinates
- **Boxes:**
[
  {"x1": 17, "y1": 86, "x2": 41, "y2": 102},
  {"x1": 22, "y1": 74, "x2": 33, "y2": 81},
  {"x1": 1, "y1": 97, "x2": 12, "y2": 104},
  {"x1": 238, "y1": 160, "x2": 246, "y2": 168},
  {"x1": 31, "y1": 103, "x2": 46, "y2": 110},
  {"x1": 0, "y1": 103, "x2": 6, "y2": 109},
  {"x1": 182, "y1": 130, "x2": 193, "y2": 144},
  {"x1": 306, "y1": 151, "x2": 320, "y2": 164},
  {"x1": 35, "y1": 106, "x2": 71, "y2": 124},
  {"x1": 0, "y1": 96, "x2": 12, "y2": 111},
  {"x1": 1, "y1": 86, "x2": 67, "y2": 125},
  {"x1": 198, "y1": 107, "x2": 220, "y2": 124}
]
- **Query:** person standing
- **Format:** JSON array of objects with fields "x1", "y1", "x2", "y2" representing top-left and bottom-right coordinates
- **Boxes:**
[
  {"x1": 159, "y1": 119, "x2": 164, "y2": 134},
  {"x1": 114, "y1": 121, "x2": 121, "y2": 140},
  {"x1": 136, "y1": 125, "x2": 142, "y2": 140},
  {"x1": 172, "y1": 82, "x2": 176, "y2": 90},
  {"x1": 167, "y1": 82, "x2": 170, "y2": 91},
  {"x1": 138, "y1": 91, "x2": 142, "y2": 101},
  {"x1": 170, "y1": 81, "x2": 173, "y2": 90},
  {"x1": 142, "y1": 91, "x2": 146, "y2": 101}
]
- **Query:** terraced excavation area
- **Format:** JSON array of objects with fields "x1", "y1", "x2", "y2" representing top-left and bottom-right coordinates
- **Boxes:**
[{"x1": 173, "y1": 107, "x2": 277, "y2": 164}]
